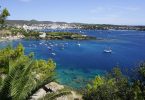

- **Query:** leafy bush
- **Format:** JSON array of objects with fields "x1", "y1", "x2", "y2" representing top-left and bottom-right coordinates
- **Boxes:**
[{"x1": 83, "y1": 67, "x2": 145, "y2": 100}]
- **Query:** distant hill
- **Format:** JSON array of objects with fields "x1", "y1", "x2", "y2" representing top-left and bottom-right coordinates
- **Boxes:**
[{"x1": 6, "y1": 20, "x2": 68, "y2": 25}]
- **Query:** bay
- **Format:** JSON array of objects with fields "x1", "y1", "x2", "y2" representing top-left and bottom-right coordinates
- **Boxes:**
[{"x1": 1, "y1": 29, "x2": 145, "y2": 88}]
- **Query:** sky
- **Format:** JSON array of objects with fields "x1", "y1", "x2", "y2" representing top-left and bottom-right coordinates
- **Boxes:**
[{"x1": 1, "y1": 0, "x2": 145, "y2": 25}]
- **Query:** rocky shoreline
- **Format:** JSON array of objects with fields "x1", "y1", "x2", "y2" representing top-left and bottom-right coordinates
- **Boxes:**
[
  {"x1": 0, "y1": 35, "x2": 24, "y2": 42},
  {"x1": 31, "y1": 82, "x2": 82, "y2": 100}
]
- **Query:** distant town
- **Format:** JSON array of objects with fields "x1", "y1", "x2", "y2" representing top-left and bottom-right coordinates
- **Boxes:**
[
  {"x1": 5, "y1": 20, "x2": 145, "y2": 31},
  {"x1": 6, "y1": 20, "x2": 80, "y2": 30}
]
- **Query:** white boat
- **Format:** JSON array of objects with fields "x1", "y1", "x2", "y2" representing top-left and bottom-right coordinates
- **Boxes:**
[
  {"x1": 51, "y1": 53, "x2": 56, "y2": 56},
  {"x1": 50, "y1": 45, "x2": 54, "y2": 47},
  {"x1": 55, "y1": 44, "x2": 58, "y2": 46},
  {"x1": 39, "y1": 43, "x2": 42, "y2": 45},
  {"x1": 104, "y1": 48, "x2": 112, "y2": 53},
  {"x1": 77, "y1": 43, "x2": 81, "y2": 46},
  {"x1": 47, "y1": 47, "x2": 52, "y2": 50}
]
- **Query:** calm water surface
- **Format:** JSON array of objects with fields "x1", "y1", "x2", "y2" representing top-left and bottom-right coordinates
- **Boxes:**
[{"x1": 1, "y1": 29, "x2": 145, "y2": 88}]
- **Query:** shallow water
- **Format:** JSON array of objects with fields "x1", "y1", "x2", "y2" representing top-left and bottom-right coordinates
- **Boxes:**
[{"x1": 1, "y1": 29, "x2": 145, "y2": 88}]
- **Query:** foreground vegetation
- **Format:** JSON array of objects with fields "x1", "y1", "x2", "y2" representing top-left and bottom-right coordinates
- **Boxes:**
[
  {"x1": 83, "y1": 65, "x2": 145, "y2": 100},
  {"x1": 0, "y1": 44, "x2": 70, "y2": 100}
]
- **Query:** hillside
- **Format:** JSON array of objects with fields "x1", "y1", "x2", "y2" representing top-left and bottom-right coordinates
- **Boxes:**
[{"x1": 5, "y1": 20, "x2": 68, "y2": 25}]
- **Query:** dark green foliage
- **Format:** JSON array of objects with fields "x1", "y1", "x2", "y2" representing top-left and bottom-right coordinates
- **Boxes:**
[
  {"x1": 83, "y1": 66, "x2": 145, "y2": 100},
  {"x1": 0, "y1": 8, "x2": 10, "y2": 28},
  {"x1": 138, "y1": 63, "x2": 145, "y2": 79},
  {"x1": 80, "y1": 24, "x2": 145, "y2": 31},
  {"x1": 23, "y1": 30, "x2": 40, "y2": 38},
  {"x1": 46, "y1": 32, "x2": 96, "y2": 40},
  {"x1": 23, "y1": 31, "x2": 96, "y2": 40}
]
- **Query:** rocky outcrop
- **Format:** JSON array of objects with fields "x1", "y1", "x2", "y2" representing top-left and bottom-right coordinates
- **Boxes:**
[{"x1": 30, "y1": 82, "x2": 82, "y2": 100}]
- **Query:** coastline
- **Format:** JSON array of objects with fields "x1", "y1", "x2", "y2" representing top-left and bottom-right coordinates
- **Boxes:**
[{"x1": 0, "y1": 35, "x2": 24, "y2": 42}]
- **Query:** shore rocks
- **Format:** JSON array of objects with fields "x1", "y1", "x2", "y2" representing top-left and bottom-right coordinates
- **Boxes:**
[{"x1": 30, "y1": 82, "x2": 82, "y2": 100}]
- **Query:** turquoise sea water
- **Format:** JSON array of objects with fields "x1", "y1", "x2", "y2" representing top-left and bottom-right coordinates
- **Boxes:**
[{"x1": 1, "y1": 29, "x2": 145, "y2": 88}]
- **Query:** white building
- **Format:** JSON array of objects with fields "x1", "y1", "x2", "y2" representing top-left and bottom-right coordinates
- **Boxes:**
[{"x1": 39, "y1": 32, "x2": 46, "y2": 38}]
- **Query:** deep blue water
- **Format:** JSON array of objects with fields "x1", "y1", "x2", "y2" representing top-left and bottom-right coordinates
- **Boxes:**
[{"x1": 0, "y1": 29, "x2": 145, "y2": 88}]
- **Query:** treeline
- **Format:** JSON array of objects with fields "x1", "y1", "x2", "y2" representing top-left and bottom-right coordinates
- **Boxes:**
[
  {"x1": 45, "y1": 32, "x2": 96, "y2": 40},
  {"x1": 79, "y1": 24, "x2": 145, "y2": 31}
]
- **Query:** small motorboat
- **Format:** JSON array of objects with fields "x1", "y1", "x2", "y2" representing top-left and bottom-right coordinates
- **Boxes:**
[
  {"x1": 47, "y1": 47, "x2": 52, "y2": 50},
  {"x1": 50, "y1": 44, "x2": 54, "y2": 47},
  {"x1": 51, "y1": 53, "x2": 56, "y2": 56},
  {"x1": 55, "y1": 44, "x2": 58, "y2": 46},
  {"x1": 77, "y1": 43, "x2": 81, "y2": 46},
  {"x1": 39, "y1": 42, "x2": 42, "y2": 45},
  {"x1": 104, "y1": 49, "x2": 112, "y2": 53}
]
